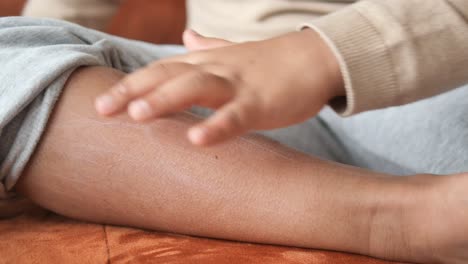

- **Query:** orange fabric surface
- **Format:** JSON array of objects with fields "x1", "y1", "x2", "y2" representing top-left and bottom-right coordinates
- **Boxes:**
[
  {"x1": 107, "y1": 0, "x2": 186, "y2": 44},
  {"x1": 0, "y1": 203, "x2": 408, "y2": 264}
]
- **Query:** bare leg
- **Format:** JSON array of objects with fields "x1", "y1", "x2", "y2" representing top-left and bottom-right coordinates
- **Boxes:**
[{"x1": 16, "y1": 67, "x2": 468, "y2": 263}]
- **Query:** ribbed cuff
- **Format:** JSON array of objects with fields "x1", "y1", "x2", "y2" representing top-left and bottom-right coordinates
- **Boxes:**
[{"x1": 299, "y1": 2, "x2": 398, "y2": 116}]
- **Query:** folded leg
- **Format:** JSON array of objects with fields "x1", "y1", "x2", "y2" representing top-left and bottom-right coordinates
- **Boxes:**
[{"x1": 319, "y1": 86, "x2": 468, "y2": 175}]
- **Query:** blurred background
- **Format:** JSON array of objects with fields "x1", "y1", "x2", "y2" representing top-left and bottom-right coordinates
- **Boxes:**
[{"x1": 0, "y1": 0, "x2": 186, "y2": 44}]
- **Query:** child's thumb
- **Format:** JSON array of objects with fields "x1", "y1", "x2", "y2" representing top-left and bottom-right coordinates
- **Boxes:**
[{"x1": 183, "y1": 29, "x2": 233, "y2": 51}]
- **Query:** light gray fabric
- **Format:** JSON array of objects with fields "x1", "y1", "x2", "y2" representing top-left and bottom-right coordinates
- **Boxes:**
[
  {"x1": 262, "y1": 86, "x2": 468, "y2": 176},
  {"x1": 0, "y1": 17, "x2": 185, "y2": 199},
  {"x1": 318, "y1": 86, "x2": 468, "y2": 175},
  {"x1": 0, "y1": 17, "x2": 467, "y2": 202}
]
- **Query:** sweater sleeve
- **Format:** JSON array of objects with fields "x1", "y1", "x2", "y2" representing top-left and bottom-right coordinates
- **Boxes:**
[{"x1": 301, "y1": 0, "x2": 468, "y2": 116}]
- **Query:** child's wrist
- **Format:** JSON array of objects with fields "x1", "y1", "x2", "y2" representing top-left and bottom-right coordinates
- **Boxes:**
[{"x1": 296, "y1": 28, "x2": 345, "y2": 99}]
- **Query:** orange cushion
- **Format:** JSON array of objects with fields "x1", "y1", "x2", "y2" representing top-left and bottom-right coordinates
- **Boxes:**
[{"x1": 0, "y1": 204, "x2": 408, "y2": 264}]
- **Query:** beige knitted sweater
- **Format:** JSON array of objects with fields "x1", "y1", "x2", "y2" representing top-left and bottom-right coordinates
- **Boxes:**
[{"x1": 188, "y1": 0, "x2": 468, "y2": 116}]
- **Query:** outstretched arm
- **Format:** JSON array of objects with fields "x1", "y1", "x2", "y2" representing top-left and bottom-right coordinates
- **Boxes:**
[{"x1": 16, "y1": 66, "x2": 462, "y2": 263}]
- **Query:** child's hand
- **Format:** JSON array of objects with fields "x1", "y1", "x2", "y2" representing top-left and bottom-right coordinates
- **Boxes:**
[{"x1": 95, "y1": 29, "x2": 344, "y2": 146}]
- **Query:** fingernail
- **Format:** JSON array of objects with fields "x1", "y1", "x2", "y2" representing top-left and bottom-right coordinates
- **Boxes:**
[
  {"x1": 95, "y1": 95, "x2": 116, "y2": 114},
  {"x1": 128, "y1": 99, "x2": 153, "y2": 121},
  {"x1": 188, "y1": 127, "x2": 207, "y2": 145}
]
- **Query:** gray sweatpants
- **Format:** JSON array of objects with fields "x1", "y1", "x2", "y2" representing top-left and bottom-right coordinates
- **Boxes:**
[{"x1": 1, "y1": 17, "x2": 467, "y2": 201}]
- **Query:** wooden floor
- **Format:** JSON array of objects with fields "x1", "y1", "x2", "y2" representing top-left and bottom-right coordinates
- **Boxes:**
[{"x1": 0, "y1": 0, "x2": 185, "y2": 44}]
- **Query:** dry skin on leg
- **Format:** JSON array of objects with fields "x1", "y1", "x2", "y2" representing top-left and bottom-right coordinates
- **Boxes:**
[{"x1": 16, "y1": 66, "x2": 420, "y2": 260}]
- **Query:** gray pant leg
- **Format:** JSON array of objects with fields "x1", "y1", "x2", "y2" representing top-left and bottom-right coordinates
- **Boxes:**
[
  {"x1": 320, "y1": 85, "x2": 468, "y2": 175},
  {"x1": 0, "y1": 17, "x2": 185, "y2": 198}
]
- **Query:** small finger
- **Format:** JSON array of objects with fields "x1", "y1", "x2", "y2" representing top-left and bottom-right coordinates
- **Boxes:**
[
  {"x1": 95, "y1": 62, "x2": 192, "y2": 116},
  {"x1": 128, "y1": 71, "x2": 235, "y2": 121}
]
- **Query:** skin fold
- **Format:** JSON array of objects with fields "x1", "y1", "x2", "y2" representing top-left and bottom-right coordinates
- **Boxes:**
[{"x1": 16, "y1": 67, "x2": 468, "y2": 264}]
